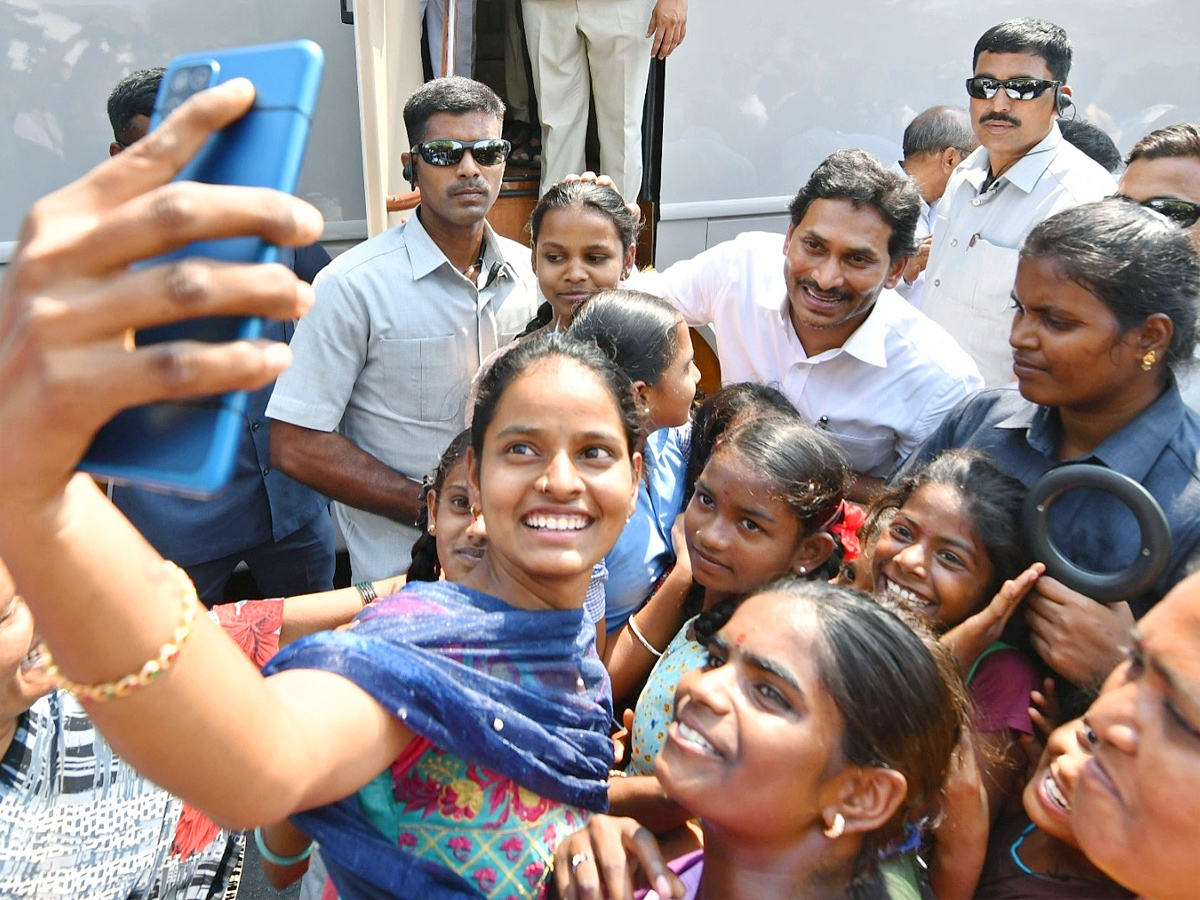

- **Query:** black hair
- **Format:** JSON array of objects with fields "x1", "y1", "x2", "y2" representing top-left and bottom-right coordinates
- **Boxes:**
[
  {"x1": 1126, "y1": 122, "x2": 1200, "y2": 165},
  {"x1": 403, "y1": 76, "x2": 505, "y2": 147},
  {"x1": 1021, "y1": 198, "x2": 1200, "y2": 369},
  {"x1": 869, "y1": 449, "x2": 1028, "y2": 616},
  {"x1": 107, "y1": 67, "x2": 164, "y2": 147},
  {"x1": 519, "y1": 180, "x2": 641, "y2": 336},
  {"x1": 705, "y1": 581, "x2": 962, "y2": 882},
  {"x1": 902, "y1": 106, "x2": 975, "y2": 159},
  {"x1": 408, "y1": 430, "x2": 472, "y2": 582},
  {"x1": 788, "y1": 149, "x2": 921, "y2": 260},
  {"x1": 684, "y1": 382, "x2": 800, "y2": 503},
  {"x1": 470, "y1": 333, "x2": 640, "y2": 464},
  {"x1": 1058, "y1": 118, "x2": 1121, "y2": 173},
  {"x1": 566, "y1": 290, "x2": 683, "y2": 388},
  {"x1": 973, "y1": 18, "x2": 1072, "y2": 83},
  {"x1": 530, "y1": 179, "x2": 638, "y2": 252}
]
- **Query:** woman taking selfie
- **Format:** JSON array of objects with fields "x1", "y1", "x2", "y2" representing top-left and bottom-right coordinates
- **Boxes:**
[{"x1": 0, "y1": 83, "x2": 643, "y2": 900}]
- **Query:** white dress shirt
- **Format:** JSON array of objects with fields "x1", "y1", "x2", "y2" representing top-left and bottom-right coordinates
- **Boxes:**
[
  {"x1": 921, "y1": 124, "x2": 1116, "y2": 385},
  {"x1": 633, "y1": 232, "x2": 983, "y2": 477}
]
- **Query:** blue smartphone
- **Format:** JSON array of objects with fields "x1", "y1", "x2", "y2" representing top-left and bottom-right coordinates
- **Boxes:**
[{"x1": 80, "y1": 40, "x2": 324, "y2": 496}]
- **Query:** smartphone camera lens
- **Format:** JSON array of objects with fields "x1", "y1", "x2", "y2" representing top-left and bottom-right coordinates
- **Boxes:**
[
  {"x1": 171, "y1": 69, "x2": 191, "y2": 94},
  {"x1": 190, "y1": 67, "x2": 212, "y2": 91}
]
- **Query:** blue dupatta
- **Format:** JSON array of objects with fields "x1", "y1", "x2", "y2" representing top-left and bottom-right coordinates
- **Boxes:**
[{"x1": 263, "y1": 581, "x2": 613, "y2": 899}]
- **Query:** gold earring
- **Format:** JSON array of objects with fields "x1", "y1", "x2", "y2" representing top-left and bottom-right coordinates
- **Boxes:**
[
  {"x1": 1142, "y1": 349, "x2": 1157, "y2": 372},
  {"x1": 470, "y1": 504, "x2": 481, "y2": 521},
  {"x1": 428, "y1": 521, "x2": 437, "y2": 536},
  {"x1": 823, "y1": 812, "x2": 845, "y2": 840}
]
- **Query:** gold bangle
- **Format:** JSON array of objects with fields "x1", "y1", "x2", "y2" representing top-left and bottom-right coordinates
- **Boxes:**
[{"x1": 36, "y1": 561, "x2": 201, "y2": 703}]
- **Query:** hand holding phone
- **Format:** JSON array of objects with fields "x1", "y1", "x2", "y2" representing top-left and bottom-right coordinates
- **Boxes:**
[{"x1": 80, "y1": 41, "x2": 324, "y2": 496}]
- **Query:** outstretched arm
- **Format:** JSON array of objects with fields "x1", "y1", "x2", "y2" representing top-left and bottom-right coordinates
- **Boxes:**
[{"x1": 0, "y1": 77, "x2": 411, "y2": 828}]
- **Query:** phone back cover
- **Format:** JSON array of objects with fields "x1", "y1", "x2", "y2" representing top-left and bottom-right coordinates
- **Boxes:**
[{"x1": 82, "y1": 41, "x2": 323, "y2": 496}]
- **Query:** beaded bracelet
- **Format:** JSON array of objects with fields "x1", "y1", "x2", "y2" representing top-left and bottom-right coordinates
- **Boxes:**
[
  {"x1": 627, "y1": 616, "x2": 663, "y2": 658},
  {"x1": 354, "y1": 581, "x2": 378, "y2": 606},
  {"x1": 36, "y1": 561, "x2": 200, "y2": 703},
  {"x1": 254, "y1": 826, "x2": 315, "y2": 866}
]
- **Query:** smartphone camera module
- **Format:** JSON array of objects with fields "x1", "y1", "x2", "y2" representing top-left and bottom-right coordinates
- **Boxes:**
[{"x1": 161, "y1": 63, "x2": 217, "y2": 116}]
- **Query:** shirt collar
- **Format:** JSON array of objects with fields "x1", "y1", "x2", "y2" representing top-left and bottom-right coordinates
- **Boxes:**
[
  {"x1": 778, "y1": 290, "x2": 893, "y2": 368},
  {"x1": 405, "y1": 209, "x2": 509, "y2": 282},
  {"x1": 996, "y1": 380, "x2": 1186, "y2": 480},
  {"x1": 962, "y1": 123, "x2": 1062, "y2": 195}
]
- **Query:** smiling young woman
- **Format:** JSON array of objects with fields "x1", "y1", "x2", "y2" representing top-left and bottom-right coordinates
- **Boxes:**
[{"x1": 554, "y1": 581, "x2": 962, "y2": 900}]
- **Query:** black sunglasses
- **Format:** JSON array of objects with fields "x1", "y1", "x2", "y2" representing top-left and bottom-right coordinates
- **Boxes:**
[
  {"x1": 1115, "y1": 194, "x2": 1200, "y2": 228},
  {"x1": 965, "y1": 77, "x2": 1061, "y2": 101},
  {"x1": 412, "y1": 138, "x2": 510, "y2": 167}
]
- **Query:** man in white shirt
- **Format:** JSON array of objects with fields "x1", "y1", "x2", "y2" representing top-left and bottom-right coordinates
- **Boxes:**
[
  {"x1": 921, "y1": 18, "x2": 1116, "y2": 386},
  {"x1": 267, "y1": 78, "x2": 536, "y2": 582},
  {"x1": 636, "y1": 149, "x2": 982, "y2": 500},
  {"x1": 895, "y1": 105, "x2": 976, "y2": 308}
]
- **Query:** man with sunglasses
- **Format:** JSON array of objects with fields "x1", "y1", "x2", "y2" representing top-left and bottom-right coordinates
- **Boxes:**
[
  {"x1": 268, "y1": 77, "x2": 536, "y2": 584},
  {"x1": 1119, "y1": 124, "x2": 1200, "y2": 255},
  {"x1": 920, "y1": 18, "x2": 1115, "y2": 386},
  {"x1": 1118, "y1": 123, "x2": 1200, "y2": 412}
]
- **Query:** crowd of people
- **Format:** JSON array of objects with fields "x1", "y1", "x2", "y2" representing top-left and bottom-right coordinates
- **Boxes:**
[{"x1": 3, "y1": 12, "x2": 1200, "y2": 900}]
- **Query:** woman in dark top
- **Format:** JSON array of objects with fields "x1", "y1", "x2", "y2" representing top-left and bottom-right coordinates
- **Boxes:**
[{"x1": 900, "y1": 198, "x2": 1200, "y2": 688}]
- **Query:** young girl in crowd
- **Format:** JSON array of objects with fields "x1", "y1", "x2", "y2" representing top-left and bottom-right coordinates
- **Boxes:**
[
  {"x1": 868, "y1": 449, "x2": 1045, "y2": 894},
  {"x1": 975, "y1": 715, "x2": 1132, "y2": 898},
  {"x1": 521, "y1": 179, "x2": 638, "y2": 337},
  {"x1": 406, "y1": 430, "x2": 484, "y2": 584},
  {"x1": 554, "y1": 581, "x2": 963, "y2": 900},
  {"x1": 566, "y1": 290, "x2": 700, "y2": 648}
]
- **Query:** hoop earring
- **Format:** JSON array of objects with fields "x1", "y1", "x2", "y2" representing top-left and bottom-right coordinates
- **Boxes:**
[
  {"x1": 823, "y1": 812, "x2": 845, "y2": 840},
  {"x1": 1142, "y1": 349, "x2": 1157, "y2": 372}
]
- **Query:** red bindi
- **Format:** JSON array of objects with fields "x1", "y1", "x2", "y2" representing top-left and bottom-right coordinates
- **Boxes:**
[{"x1": 735, "y1": 632, "x2": 745, "y2": 645}]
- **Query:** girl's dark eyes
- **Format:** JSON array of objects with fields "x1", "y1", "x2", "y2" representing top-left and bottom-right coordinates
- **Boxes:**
[
  {"x1": 581, "y1": 445, "x2": 615, "y2": 460},
  {"x1": 587, "y1": 255, "x2": 612, "y2": 264},
  {"x1": 890, "y1": 523, "x2": 914, "y2": 542},
  {"x1": 754, "y1": 682, "x2": 790, "y2": 710},
  {"x1": 703, "y1": 647, "x2": 726, "y2": 670},
  {"x1": 1011, "y1": 298, "x2": 1025, "y2": 314},
  {"x1": 448, "y1": 495, "x2": 470, "y2": 511},
  {"x1": 696, "y1": 491, "x2": 715, "y2": 508},
  {"x1": 740, "y1": 518, "x2": 762, "y2": 533},
  {"x1": 936, "y1": 549, "x2": 965, "y2": 568}
]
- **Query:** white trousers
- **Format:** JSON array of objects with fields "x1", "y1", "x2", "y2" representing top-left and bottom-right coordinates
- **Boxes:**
[{"x1": 522, "y1": 0, "x2": 655, "y2": 200}]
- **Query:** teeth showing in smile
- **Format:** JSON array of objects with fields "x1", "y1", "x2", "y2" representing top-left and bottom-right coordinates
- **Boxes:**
[
  {"x1": 20, "y1": 644, "x2": 44, "y2": 673},
  {"x1": 1044, "y1": 771, "x2": 1070, "y2": 811},
  {"x1": 883, "y1": 578, "x2": 927, "y2": 608},
  {"x1": 677, "y1": 721, "x2": 717, "y2": 754},
  {"x1": 524, "y1": 514, "x2": 589, "y2": 531}
]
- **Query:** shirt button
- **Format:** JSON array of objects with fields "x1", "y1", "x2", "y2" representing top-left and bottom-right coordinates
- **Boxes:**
[
  {"x1": 262, "y1": 467, "x2": 270, "y2": 477},
  {"x1": 933, "y1": 279, "x2": 941, "y2": 286},
  {"x1": 251, "y1": 420, "x2": 260, "y2": 431},
  {"x1": 950, "y1": 239, "x2": 958, "y2": 247},
  {"x1": 972, "y1": 199, "x2": 981, "y2": 205}
]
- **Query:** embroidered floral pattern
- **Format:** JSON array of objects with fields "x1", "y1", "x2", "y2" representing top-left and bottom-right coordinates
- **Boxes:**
[{"x1": 382, "y1": 745, "x2": 587, "y2": 899}]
